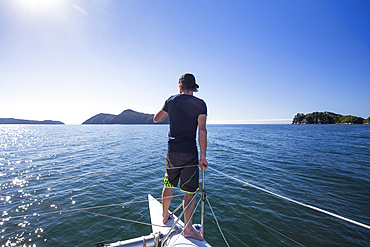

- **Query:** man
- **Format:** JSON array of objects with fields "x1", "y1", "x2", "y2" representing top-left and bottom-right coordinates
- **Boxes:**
[{"x1": 153, "y1": 73, "x2": 208, "y2": 241}]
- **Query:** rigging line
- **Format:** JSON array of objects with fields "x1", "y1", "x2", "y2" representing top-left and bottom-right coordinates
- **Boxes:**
[
  {"x1": 207, "y1": 219, "x2": 250, "y2": 247},
  {"x1": 0, "y1": 192, "x2": 182, "y2": 241},
  {"x1": 170, "y1": 201, "x2": 183, "y2": 219},
  {"x1": 169, "y1": 197, "x2": 202, "y2": 247},
  {"x1": 162, "y1": 190, "x2": 200, "y2": 246},
  {"x1": 229, "y1": 205, "x2": 304, "y2": 247},
  {"x1": 0, "y1": 193, "x2": 107, "y2": 240},
  {"x1": 0, "y1": 192, "x2": 184, "y2": 207},
  {"x1": 0, "y1": 165, "x2": 200, "y2": 183},
  {"x1": 82, "y1": 210, "x2": 172, "y2": 228},
  {"x1": 0, "y1": 192, "x2": 37, "y2": 202},
  {"x1": 206, "y1": 198, "x2": 230, "y2": 247},
  {"x1": 0, "y1": 194, "x2": 184, "y2": 220},
  {"x1": 208, "y1": 167, "x2": 370, "y2": 231},
  {"x1": 0, "y1": 168, "x2": 163, "y2": 183}
]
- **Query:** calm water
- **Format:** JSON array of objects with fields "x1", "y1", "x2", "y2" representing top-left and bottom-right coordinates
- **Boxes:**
[{"x1": 0, "y1": 125, "x2": 369, "y2": 247}]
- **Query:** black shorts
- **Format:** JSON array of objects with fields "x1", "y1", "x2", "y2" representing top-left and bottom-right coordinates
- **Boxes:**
[{"x1": 164, "y1": 152, "x2": 199, "y2": 193}]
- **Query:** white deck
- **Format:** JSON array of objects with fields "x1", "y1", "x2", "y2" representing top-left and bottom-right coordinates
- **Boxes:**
[
  {"x1": 106, "y1": 195, "x2": 212, "y2": 247},
  {"x1": 148, "y1": 194, "x2": 212, "y2": 247}
]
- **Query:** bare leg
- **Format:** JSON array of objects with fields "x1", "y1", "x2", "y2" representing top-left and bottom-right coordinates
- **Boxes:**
[
  {"x1": 183, "y1": 193, "x2": 204, "y2": 241},
  {"x1": 162, "y1": 187, "x2": 173, "y2": 223}
]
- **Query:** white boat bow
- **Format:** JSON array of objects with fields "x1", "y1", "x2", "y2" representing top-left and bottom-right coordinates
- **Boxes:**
[{"x1": 106, "y1": 194, "x2": 211, "y2": 247}]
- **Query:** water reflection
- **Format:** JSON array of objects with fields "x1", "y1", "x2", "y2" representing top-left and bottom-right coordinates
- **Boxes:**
[{"x1": 0, "y1": 126, "x2": 46, "y2": 246}]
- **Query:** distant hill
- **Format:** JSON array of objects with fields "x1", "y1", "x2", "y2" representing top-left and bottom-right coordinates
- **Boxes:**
[
  {"x1": 292, "y1": 112, "x2": 370, "y2": 124},
  {"x1": 82, "y1": 109, "x2": 169, "y2": 124},
  {"x1": 82, "y1": 113, "x2": 116, "y2": 124},
  {"x1": 0, "y1": 118, "x2": 64, "y2": 125}
]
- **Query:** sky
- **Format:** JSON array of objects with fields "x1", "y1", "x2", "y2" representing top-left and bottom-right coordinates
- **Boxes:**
[{"x1": 0, "y1": 0, "x2": 369, "y2": 125}]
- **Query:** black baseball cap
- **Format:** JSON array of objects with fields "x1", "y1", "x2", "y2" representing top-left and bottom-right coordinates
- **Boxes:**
[{"x1": 178, "y1": 73, "x2": 199, "y2": 88}]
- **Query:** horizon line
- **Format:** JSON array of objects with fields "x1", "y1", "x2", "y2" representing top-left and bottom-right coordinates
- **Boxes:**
[{"x1": 207, "y1": 119, "x2": 292, "y2": 125}]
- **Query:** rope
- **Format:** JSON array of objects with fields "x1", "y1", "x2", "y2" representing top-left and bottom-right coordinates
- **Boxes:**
[
  {"x1": 0, "y1": 165, "x2": 200, "y2": 183},
  {"x1": 83, "y1": 210, "x2": 171, "y2": 228},
  {"x1": 208, "y1": 167, "x2": 370, "y2": 230},
  {"x1": 169, "y1": 201, "x2": 183, "y2": 219},
  {"x1": 208, "y1": 219, "x2": 249, "y2": 247},
  {"x1": 0, "y1": 193, "x2": 109, "y2": 240},
  {"x1": 162, "y1": 190, "x2": 200, "y2": 246},
  {"x1": 0, "y1": 194, "x2": 184, "y2": 220},
  {"x1": 169, "y1": 198, "x2": 202, "y2": 247},
  {"x1": 0, "y1": 192, "x2": 37, "y2": 202},
  {"x1": 229, "y1": 205, "x2": 304, "y2": 247},
  {"x1": 206, "y1": 198, "x2": 230, "y2": 247}
]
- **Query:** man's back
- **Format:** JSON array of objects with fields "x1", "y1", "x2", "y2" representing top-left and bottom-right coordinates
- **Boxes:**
[{"x1": 164, "y1": 94, "x2": 207, "y2": 153}]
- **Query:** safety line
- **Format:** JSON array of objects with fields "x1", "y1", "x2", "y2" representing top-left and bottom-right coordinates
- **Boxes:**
[
  {"x1": 83, "y1": 210, "x2": 171, "y2": 228},
  {"x1": 169, "y1": 197, "x2": 202, "y2": 247},
  {"x1": 162, "y1": 190, "x2": 200, "y2": 246},
  {"x1": 207, "y1": 219, "x2": 249, "y2": 247},
  {"x1": 0, "y1": 194, "x2": 184, "y2": 220},
  {"x1": 0, "y1": 165, "x2": 200, "y2": 183},
  {"x1": 209, "y1": 167, "x2": 370, "y2": 230},
  {"x1": 229, "y1": 205, "x2": 304, "y2": 247},
  {"x1": 0, "y1": 193, "x2": 110, "y2": 240},
  {"x1": 0, "y1": 192, "x2": 37, "y2": 202},
  {"x1": 206, "y1": 198, "x2": 230, "y2": 247},
  {"x1": 170, "y1": 201, "x2": 183, "y2": 219}
]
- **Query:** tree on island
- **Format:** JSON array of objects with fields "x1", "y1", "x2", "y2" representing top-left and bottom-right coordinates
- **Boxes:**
[{"x1": 292, "y1": 112, "x2": 368, "y2": 124}]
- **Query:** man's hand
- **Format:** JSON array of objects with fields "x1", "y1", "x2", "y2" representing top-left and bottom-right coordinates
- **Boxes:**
[{"x1": 199, "y1": 157, "x2": 208, "y2": 170}]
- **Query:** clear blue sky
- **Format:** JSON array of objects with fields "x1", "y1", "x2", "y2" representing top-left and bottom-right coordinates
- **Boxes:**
[{"x1": 0, "y1": 0, "x2": 369, "y2": 124}]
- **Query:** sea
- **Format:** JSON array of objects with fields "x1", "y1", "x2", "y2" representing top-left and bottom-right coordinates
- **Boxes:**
[{"x1": 0, "y1": 124, "x2": 369, "y2": 247}]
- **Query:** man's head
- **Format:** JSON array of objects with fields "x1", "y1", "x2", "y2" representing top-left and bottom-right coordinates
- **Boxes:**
[{"x1": 178, "y1": 73, "x2": 199, "y2": 93}]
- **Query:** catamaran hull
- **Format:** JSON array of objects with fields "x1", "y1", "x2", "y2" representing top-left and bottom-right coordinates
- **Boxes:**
[{"x1": 107, "y1": 235, "x2": 155, "y2": 247}]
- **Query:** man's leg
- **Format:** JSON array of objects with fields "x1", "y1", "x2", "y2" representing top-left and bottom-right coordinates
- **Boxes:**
[
  {"x1": 162, "y1": 187, "x2": 173, "y2": 223},
  {"x1": 183, "y1": 193, "x2": 204, "y2": 241}
]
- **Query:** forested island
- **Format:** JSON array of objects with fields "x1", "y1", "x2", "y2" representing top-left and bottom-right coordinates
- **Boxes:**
[
  {"x1": 0, "y1": 118, "x2": 64, "y2": 124},
  {"x1": 82, "y1": 109, "x2": 169, "y2": 124},
  {"x1": 292, "y1": 112, "x2": 370, "y2": 124}
]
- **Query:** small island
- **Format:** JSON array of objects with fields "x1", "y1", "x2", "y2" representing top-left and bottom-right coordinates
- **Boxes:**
[
  {"x1": 292, "y1": 112, "x2": 370, "y2": 124},
  {"x1": 82, "y1": 109, "x2": 169, "y2": 125},
  {"x1": 0, "y1": 118, "x2": 64, "y2": 125}
]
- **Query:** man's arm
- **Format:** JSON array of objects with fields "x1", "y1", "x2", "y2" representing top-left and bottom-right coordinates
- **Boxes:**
[
  {"x1": 198, "y1": 114, "x2": 208, "y2": 170},
  {"x1": 153, "y1": 109, "x2": 168, "y2": 123}
]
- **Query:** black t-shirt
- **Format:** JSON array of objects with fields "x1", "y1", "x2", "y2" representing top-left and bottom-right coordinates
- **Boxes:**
[{"x1": 163, "y1": 94, "x2": 207, "y2": 153}]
